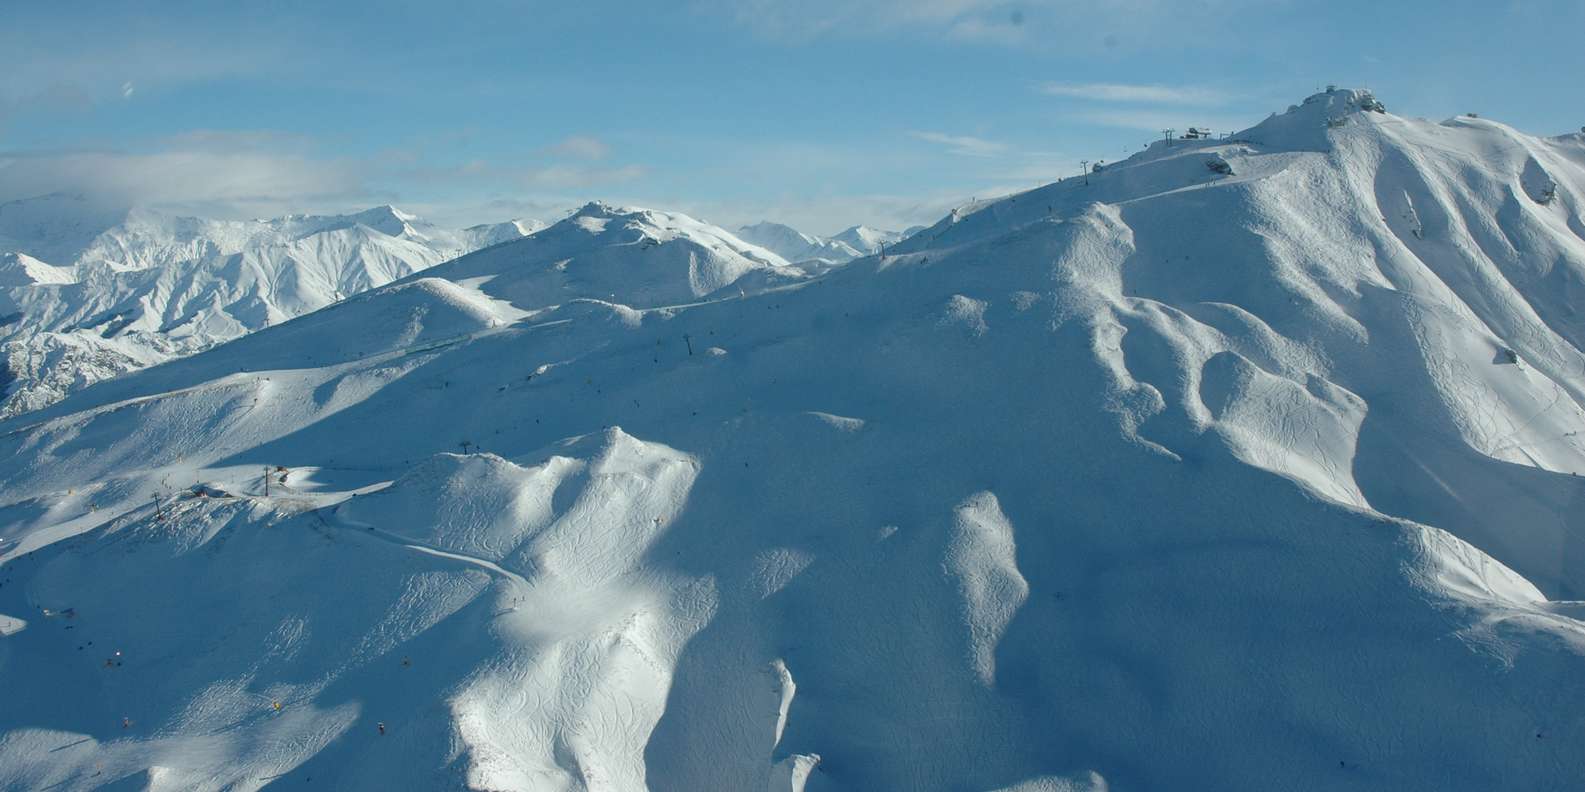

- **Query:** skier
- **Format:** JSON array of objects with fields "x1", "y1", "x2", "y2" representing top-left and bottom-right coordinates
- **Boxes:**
[
  {"x1": 377, "y1": 722, "x2": 386, "y2": 736},
  {"x1": 273, "y1": 700, "x2": 282, "y2": 713}
]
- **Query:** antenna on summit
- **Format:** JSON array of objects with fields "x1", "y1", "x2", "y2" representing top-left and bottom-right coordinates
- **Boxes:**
[{"x1": 1162, "y1": 129, "x2": 1175, "y2": 147}]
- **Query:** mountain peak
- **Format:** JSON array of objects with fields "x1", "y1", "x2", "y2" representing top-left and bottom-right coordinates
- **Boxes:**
[
  {"x1": 832, "y1": 224, "x2": 905, "y2": 253},
  {"x1": 344, "y1": 205, "x2": 418, "y2": 236},
  {"x1": 571, "y1": 200, "x2": 628, "y2": 219},
  {"x1": 0, "y1": 251, "x2": 77, "y2": 286},
  {"x1": 736, "y1": 220, "x2": 865, "y2": 265}
]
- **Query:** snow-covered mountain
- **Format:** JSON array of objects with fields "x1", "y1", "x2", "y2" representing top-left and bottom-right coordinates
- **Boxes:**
[
  {"x1": 430, "y1": 201, "x2": 804, "y2": 311},
  {"x1": 0, "y1": 193, "x2": 132, "y2": 268},
  {"x1": 3, "y1": 89, "x2": 1585, "y2": 791},
  {"x1": 736, "y1": 220, "x2": 919, "y2": 265},
  {"x1": 736, "y1": 221, "x2": 865, "y2": 264},
  {"x1": 0, "y1": 198, "x2": 542, "y2": 416},
  {"x1": 831, "y1": 223, "x2": 910, "y2": 254},
  {"x1": 459, "y1": 219, "x2": 548, "y2": 250},
  {"x1": 0, "y1": 252, "x2": 76, "y2": 288}
]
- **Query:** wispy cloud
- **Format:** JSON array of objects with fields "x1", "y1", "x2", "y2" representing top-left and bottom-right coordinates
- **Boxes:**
[
  {"x1": 704, "y1": 0, "x2": 1010, "y2": 41},
  {"x1": 402, "y1": 196, "x2": 576, "y2": 229},
  {"x1": 945, "y1": 14, "x2": 1031, "y2": 45},
  {"x1": 406, "y1": 159, "x2": 647, "y2": 190},
  {"x1": 0, "y1": 146, "x2": 367, "y2": 216},
  {"x1": 1040, "y1": 82, "x2": 1231, "y2": 106},
  {"x1": 541, "y1": 135, "x2": 610, "y2": 161},
  {"x1": 0, "y1": 123, "x2": 653, "y2": 225},
  {"x1": 515, "y1": 163, "x2": 647, "y2": 188},
  {"x1": 158, "y1": 129, "x2": 319, "y2": 153},
  {"x1": 907, "y1": 130, "x2": 1008, "y2": 157}
]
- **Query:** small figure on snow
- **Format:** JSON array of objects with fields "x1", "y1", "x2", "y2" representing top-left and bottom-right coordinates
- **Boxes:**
[{"x1": 377, "y1": 722, "x2": 386, "y2": 736}]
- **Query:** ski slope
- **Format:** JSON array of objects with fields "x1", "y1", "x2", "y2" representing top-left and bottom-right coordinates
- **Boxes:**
[{"x1": 1, "y1": 89, "x2": 1584, "y2": 791}]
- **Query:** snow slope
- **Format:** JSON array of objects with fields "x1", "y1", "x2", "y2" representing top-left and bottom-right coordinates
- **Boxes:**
[
  {"x1": 0, "y1": 199, "x2": 540, "y2": 416},
  {"x1": 1, "y1": 89, "x2": 1584, "y2": 791}
]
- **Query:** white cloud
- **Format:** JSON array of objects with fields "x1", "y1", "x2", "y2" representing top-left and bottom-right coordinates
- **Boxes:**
[
  {"x1": 907, "y1": 130, "x2": 1009, "y2": 157},
  {"x1": 0, "y1": 117, "x2": 661, "y2": 223},
  {"x1": 0, "y1": 147, "x2": 366, "y2": 216},
  {"x1": 542, "y1": 135, "x2": 611, "y2": 161},
  {"x1": 1040, "y1": 82, "x2": 1230, "y2": 105},
  {"x1": 515, "y1": 163, "x2": 647, "y2": 188},
  {"x1": 402, "y1": 196, "x2": 576, "y2": 229},
  {"x1": 705, "y1": 0, "x2": 1011, "y2": 40},
  {"x1": 947, "y1": 16, "x2": 1030, "y2": 45},
  {"x1": 405, "y1": 159, "x2": 648, "y2": 190}
]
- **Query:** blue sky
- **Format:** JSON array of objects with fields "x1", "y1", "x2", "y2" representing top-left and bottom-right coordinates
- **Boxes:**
[{"x1": 2, "y1": 0, "x2": 1582, "y2": 234}]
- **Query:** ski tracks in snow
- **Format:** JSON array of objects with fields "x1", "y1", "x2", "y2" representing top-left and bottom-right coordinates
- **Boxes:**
[{"x1": 322, "y1": 508, "x2": 532, "y2": 593}]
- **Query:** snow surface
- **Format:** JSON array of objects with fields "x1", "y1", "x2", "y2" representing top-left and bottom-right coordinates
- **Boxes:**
[
  {"x1": 0, "y1": 199, "x2": 540, "y2": 417},
  {"x1": 2, "y1": 88, "x2": 1585, "y2": 791}
]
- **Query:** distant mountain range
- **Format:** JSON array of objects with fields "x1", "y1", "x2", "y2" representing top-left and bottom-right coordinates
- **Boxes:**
[
  {"x1": 736, "y1": 220, "x2": 923, "y2": 266},
  {"x1": 0, "y1": 196, "x2": 542, "y2": 416}
]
